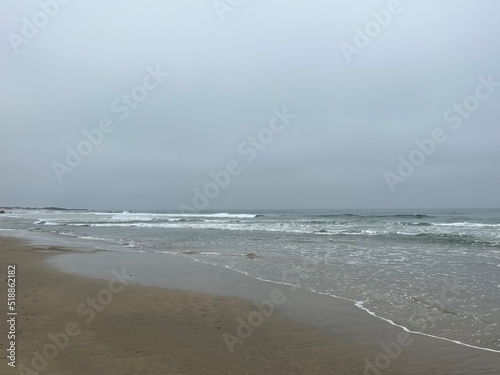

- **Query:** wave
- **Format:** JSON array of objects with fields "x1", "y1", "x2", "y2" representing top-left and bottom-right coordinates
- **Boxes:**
[
  {"x1": 36, "y1": 221, "x2": 59, "y2": 226},
  {"x1": 399, "y1": 222, "x2": 432, "y2": 227},
  {"x1": 391, "y1": 214, "x2": 430, "y2": 218},
  {"x1": 412, "y1": 232, "x2": 499, "y2": 244},
  {"x1": 431, "y1": 222, "x2": 500, "y2": 228},
  {"x1": 49, "y1": 230, "x2": 137, "y2": 247},
  {"x1": 182, "y1": 250, "x2": 259, "y2": 258},
  {"x1": 315, "y1": 213, "x2": 432, "y2": 219},
  {"x1": 299, "y1": 220, "x2": 342, "y2": 225},
  {"x1": 317, "y1": 213, "x2": 360, "y2": 218},
  {"x1": 33, "y1": 216, "x2": 251, "y2": 227},
  {"x1": 34, "y1": 221, "x2": 500, "y2": 246},
  {"x1": 313, "y1": 229, "x2": 500, "y2": 247},
  {"x1": 201, "y1": 213, "x2": 259, "y2": 219},
  {"x1": 110, "y1": 212, "x2": 259, "y2": 220}
]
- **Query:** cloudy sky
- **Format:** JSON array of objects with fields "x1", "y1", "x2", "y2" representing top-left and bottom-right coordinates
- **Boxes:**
[{"x1": 1, "y1": 0, "x2": 499, "y2": 210}]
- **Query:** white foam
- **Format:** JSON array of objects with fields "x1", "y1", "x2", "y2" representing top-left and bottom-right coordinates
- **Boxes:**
[
  {"x1": 42, "y1": 221, "x2": 59, "y2": 226},
  {"x1": 109, "y1": 212, "x2": 258, "y2": 220},
  {"x1": 432, "y1": 222, "x2": 500, "y2": 228},
  {"x1": 354, "y1": 301, "x2": 500, "y2": 354}
]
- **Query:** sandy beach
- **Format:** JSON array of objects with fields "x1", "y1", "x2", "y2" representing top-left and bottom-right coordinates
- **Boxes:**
[
  {"x1": 0, "y1": 235, "x2": 363, "y2": 374},
  {"x1": 1, "y1": 234, "x2": 499, "y2": 374}
]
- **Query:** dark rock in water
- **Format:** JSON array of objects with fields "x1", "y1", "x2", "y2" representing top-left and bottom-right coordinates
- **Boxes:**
[{"x1": 0, "y1": 210, "x2": 5, "y2": 214}]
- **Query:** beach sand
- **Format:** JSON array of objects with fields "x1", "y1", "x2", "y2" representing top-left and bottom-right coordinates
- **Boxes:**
[
  {"x1": 0, "y1": 236, "x2": 364, "y2": 374},
  {"x1": 1, "y1": 235, "x2": 499, "y2": 374}
]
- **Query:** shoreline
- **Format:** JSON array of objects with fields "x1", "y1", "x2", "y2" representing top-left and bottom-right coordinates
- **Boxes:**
[
  {"x1": 354, "y1": 301, "x2": 500, "y2": 355},
  {"x1": 47, "y1": 242, "x2": 500, "y2": 355},
  {"x1": 0, "y1": 235, "x2": 366, "y2": 374},
  {"x1": 1, "y1": 234, "x2": 499, "y2": 374}
]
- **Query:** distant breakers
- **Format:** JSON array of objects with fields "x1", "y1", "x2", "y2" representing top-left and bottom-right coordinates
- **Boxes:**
[
  {"x1": 339, "y1": 0, "x2": 406, "y2": 63},
  {"x1": 384, "y1": 75, "x2": 500, "y2": 192},
  {"x1": 7, "y1": 0, "x2": 72, "y2": 54},
  {"x1": 179, "y1": 107, "x2": 296, "y2": 213},
  {"x1": 52, "y1": 65, "x2": 169, "y2": 182}
]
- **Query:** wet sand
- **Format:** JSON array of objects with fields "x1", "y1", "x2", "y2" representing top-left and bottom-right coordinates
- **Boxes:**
[{"x1": 1, "y1": 235, "x2": 499, "y2": 374}]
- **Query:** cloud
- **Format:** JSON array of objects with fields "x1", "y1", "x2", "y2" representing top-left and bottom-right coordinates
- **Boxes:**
[{"x1": 1, "y1": 0, "x2": 499, "y2": 209}]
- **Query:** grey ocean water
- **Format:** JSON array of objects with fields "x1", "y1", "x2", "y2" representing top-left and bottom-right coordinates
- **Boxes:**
[{"x1": 1, "y1": 208, "x2": 499, "y2": 352}]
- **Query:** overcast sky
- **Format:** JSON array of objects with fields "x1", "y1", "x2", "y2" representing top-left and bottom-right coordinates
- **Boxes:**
[{"x1": 1, "y1": 1, "x2": 499, "y2": 210}]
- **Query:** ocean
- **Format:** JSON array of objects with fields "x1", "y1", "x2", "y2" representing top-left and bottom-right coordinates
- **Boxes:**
[{"x1": 1, "y1": 208, "x2": 499, "y2": 353}]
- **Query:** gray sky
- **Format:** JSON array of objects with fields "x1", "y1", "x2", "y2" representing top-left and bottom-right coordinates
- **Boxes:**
[{"x1": 1, "y1": 0, "x2": 499, "y2": 210}]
